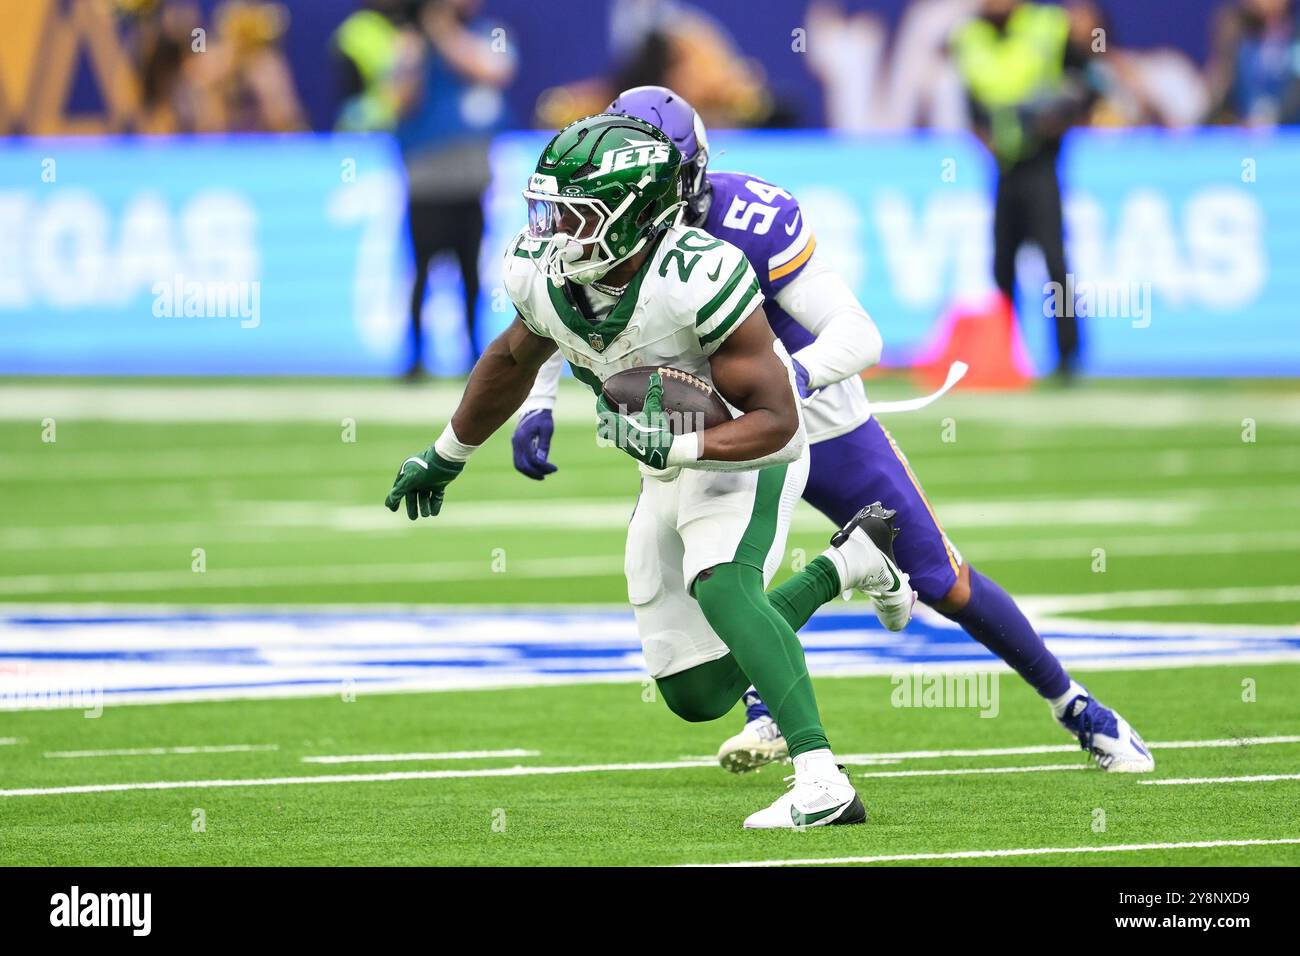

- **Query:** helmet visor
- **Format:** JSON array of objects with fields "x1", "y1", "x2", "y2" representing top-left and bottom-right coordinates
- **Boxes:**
[
  {"x1": 522, "y1": 189, "x2": 619, "y2": 282},
  {"x1": 524, "y1": 194, "x2": 605, "y2": 243}
]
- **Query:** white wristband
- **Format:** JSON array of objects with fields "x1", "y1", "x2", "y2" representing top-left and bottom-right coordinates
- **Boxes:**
[
  {"x1": 433, "y1": 423, "x2": 480, "y2": 463},
  {"x1": 666, "y1": 431, "x2": 701, "y2": 467}
]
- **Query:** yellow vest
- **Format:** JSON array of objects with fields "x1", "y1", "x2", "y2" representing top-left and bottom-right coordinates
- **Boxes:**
[
  {"x1": 334, "y1": 10, "x2": 400, "y2": 131},
  {"x1": 953, "y1": 4, "x2": 1071, "y2": 162}
]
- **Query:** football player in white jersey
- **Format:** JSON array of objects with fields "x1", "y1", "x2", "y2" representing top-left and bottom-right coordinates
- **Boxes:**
[
  {"x1": 511, "y1": 87, "x2": 1156, "y2": 776},
  {"x1": 384, "y1": 114, "x2": 916, "y2": 829}
]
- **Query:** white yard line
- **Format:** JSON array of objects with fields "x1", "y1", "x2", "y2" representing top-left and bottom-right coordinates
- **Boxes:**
[
  {"x1": 0, "y1": 660, "x2": 1296, "y2": 710},
  {"x1": 1139, "y1": 773, "x2": 1300, "y2": 786},
  {"x1": 4, "y1": 561, "x2": 1297, "y2": 618},
  {"x1": 0, "y1": 444, "x2": 358, "y2": 480},
  {"x1": 838, "y1": 735, "x2": 1300, "y2": 763},
  {"x1": 967, "y1": 529, "x2": 1300, "y2": 562},
  {"x1": 10, "y1": 444, "x2": 1293, "y2": 499},
  {"x1": 244, "y1": 496, "x2": 1208, "y2": 533},
  {"x1": 0, "y1": 738, "x2": 18, "y2": 746},
  {"x1": 7, "y1": 516, "x2": 1300, "y2": 562},
  {"x1": 679, "y1": 753, "x2": 904, "y2": 765},
  {"x1": 1022, "y1": 584, "x2": 1300, "y2": 615},
  {"x1": 856, "y1": 764, "x2": 1088, "y2": 779},
  {"x1": 302, "y1": 749, "x2": 539, "y2": 764},
  {"x1": 0, "y1": 522, "x2": 372, "y2": 551},
  {"x1": 6, "y1": 735, "x2": 1299, "y2": 796},
  {"x1": 0, "y1": 601, "x2": 633, "y2": 618},
  {"x1": 0, "y1": 555, "x2": 625, "y2": 596},
  {"x1": 5, "y1": 382, "x2": 1299, "y2": 428},
  {"x1": 0, "y1": 383, "x2": 476, "y2": 424},
  {"x1": 0, "y1": 760, "x2": 718, "y2": 797},
  {"x1": 7, "y1": 526, "x2": 1299, "y2": 561},
  {"x1": 2, "y1": 602, "x2": 1296, "y2": 638},
  {"x1": 44, "y1": 744, "x2": 279, "y2": 759},
  {"x1": 892, "y1": 448, "x2": 1300, "y2": 485},
  {"x1": 684, "y1": 838, "x2": 1300, "y2": 868},
  {"x1": 1021, "y1": 617, "x2": 1300, "y2": 638}
]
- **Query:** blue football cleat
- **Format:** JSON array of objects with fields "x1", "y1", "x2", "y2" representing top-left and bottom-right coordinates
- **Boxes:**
[{"x1": 1055, "y1": 688, "x2": 1155, "y2": 773}]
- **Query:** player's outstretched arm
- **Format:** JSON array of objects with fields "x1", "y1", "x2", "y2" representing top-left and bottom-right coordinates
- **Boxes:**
[
  {"x1": 685, "y1": 307, "x2": 803, "y2": 465},
  {"x1": 384, "y1": 316, "x2": 556, "y2": 519},
  {"x1": 773, "y1": 259, "x2": 883, "y2": 396},
  {"x1": 450, "y1": 316, "x2": 557, "y2": 445}
]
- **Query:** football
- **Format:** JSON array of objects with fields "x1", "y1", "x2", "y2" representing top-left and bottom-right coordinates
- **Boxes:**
[{"x1": 601, "y1": 365, "x2": 732, "y2": 435}]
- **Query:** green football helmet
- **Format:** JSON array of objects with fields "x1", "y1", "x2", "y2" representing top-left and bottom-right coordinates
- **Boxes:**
[{"x1": 523, "y1": 114, "x2": 685, "y2": 285}]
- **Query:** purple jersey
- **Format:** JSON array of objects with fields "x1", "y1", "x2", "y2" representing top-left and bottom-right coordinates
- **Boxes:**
[
  {"x1": 701, "y1": 171, "x2": 817, "y2": 356},
  {"x1": 702, "y1": 171, "x2": 961, "y2": 603}
]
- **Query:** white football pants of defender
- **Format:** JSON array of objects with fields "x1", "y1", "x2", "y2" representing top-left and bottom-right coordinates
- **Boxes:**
[{"x1": 625, "y1": 451, "x2": 810, "y2": 680}]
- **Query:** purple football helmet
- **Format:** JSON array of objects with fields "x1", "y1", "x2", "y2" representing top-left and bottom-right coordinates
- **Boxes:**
[{"x1": 607, "y1": 85, "x2": 711, "y2": 224}]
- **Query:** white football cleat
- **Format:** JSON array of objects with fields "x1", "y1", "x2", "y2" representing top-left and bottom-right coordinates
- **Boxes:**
[
  {"x1": 742, "y1": 749, "x2": 867, "y2": 829},
  {"x1": 718, "y1": 714, "x2": 788, "y2": 774},
  {"x1": 1054, "y1": 684, "x2": 1155, "y2": 773},
  {"x1": 828, "y1": 502, "x2": 916, "y2": 631}
]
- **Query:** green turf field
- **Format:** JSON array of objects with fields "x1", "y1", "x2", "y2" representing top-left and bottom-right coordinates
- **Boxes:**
[
  {"x1": 0, "y1": 666, "x2": 1297, "y2": 866},
  {"x1": 0, "y1": 375, "x2": 1297, "y2": 866},
  {"x1": 3, "y1": 375, "x2": 1299, "y2": 616}
]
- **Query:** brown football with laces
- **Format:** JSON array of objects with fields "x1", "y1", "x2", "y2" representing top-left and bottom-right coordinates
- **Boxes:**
[{"x1": 600, "y1": 365, "x2": 733, "y2": 435}]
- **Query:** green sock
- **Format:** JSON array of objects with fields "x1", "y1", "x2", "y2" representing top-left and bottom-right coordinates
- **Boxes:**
[
  {"x1": 693, "y1": 562, "x2": 829, "y2": 758},
  {"x1": 768, "y1": 554, "x2": 842, "y2": 633}
]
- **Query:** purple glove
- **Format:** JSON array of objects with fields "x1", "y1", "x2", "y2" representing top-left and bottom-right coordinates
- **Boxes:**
[
  {"x1": 512, "y1": 409, "x2": 558, "y2": 480},
  {"x1": 792, "y1": 359, "x2": 819, "y2": 402}
]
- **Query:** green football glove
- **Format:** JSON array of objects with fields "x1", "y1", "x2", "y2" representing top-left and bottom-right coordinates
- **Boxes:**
[
  {"x1": 383, "y1": 446, "x2": 464, "y2": 520},
  {"x1": 596, "y1": 371, "x2": 675, "y2": 470}
]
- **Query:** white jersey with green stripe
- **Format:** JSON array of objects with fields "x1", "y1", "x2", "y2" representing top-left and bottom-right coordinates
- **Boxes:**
[{"x1": 503, "y1": 224, "x2": 767, "y2": 399}]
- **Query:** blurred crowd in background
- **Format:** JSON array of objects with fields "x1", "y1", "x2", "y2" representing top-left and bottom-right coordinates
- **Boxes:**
[
  {"x1": 3, "y1": 0, "x2": 1294, "y2": 379},
  {"x1": 2, "y1": 0, "x2": 1299, "y2": 138},
  {"x1": 3, "y1": 0, "x2": 1296, "y2": 381}
]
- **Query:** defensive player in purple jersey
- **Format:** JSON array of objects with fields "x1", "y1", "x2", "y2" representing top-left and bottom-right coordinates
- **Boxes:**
[{"x1": 512, "y1": 86, "x2": 1154, "y2": 775}]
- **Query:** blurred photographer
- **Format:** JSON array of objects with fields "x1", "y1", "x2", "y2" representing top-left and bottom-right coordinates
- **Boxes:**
[
  {"x1": 1207, "y1": 0, "x2": 1300, "y2": 126},
  {"x1": 393, "y1": 0, "x2": 515, "y2": 379},
  {"x1": 194, "y1": 1, "x2": 306, "y2": 133}
]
